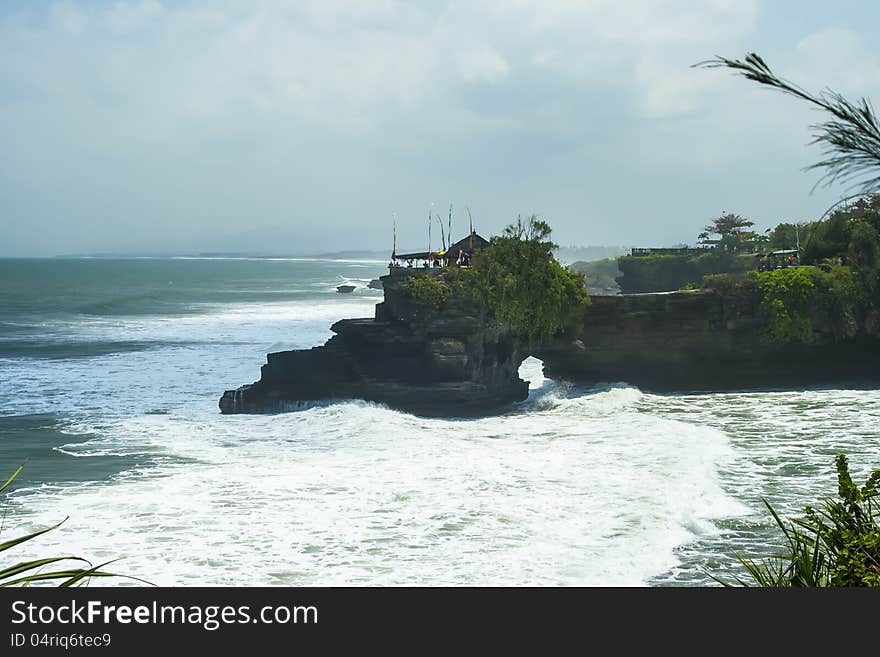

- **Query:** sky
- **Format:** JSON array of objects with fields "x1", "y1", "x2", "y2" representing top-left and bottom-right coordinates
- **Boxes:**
[{"x1": 2, "y1": 0, "x2": 880, "y2": 256}]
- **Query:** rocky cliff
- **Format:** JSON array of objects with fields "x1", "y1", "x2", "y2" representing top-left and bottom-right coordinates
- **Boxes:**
[
  {"x1": 220, "y1": 269, "x2": 529, "y2": 417},
  {"x1": 221, "y1": 272, "x2": 880, "y2": 417},
  {"x1": 537, "y1": 288, "x2": 880, "y2": 390}
]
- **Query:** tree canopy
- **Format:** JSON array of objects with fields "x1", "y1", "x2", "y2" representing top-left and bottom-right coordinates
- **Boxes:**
[
  {"x1": 700, "y1": 212, "x2": 760, "y2": 253},
  {"x1": 468, "y1": 218, "x2": 589, "y2": 342},
  {"x1": 502, "y1": 214, "x2": 554, "y2": 243},
  {"x1": 407, "y1": 215, "x2": 590, "y2": 342}
]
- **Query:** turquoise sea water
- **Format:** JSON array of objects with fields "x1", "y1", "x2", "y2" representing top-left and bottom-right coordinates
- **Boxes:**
[{"x1": 1, "y1": 257, "x2": 879, "y2": 585}]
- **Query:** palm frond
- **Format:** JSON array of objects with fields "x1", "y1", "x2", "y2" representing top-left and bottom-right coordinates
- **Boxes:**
[
  {"x1": 1, "y1": 465, "x2": 153, "y2": 587},
  {"x1": 695, "y1": 53, "x2": 880, "y2": 194}
]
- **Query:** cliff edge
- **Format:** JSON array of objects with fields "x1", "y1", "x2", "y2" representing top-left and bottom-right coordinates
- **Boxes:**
[
  {"x1": 220, "y1": 269, "x2": 529, "y2": 417},
  {"x1": 221, "y1": 270, "x2": 880, "y2": 417},
  {"x1": 538, "y1": 287, "x2": 880, "y2": 390}
]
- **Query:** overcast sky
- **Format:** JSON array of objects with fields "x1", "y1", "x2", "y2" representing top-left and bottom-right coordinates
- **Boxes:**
[{"x1": 2, "y1": 1, "x2": 880, "y2": 256}]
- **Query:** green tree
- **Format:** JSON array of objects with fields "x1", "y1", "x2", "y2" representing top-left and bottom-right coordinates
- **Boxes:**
[
  {"x1": 848, "y1": 220, "x2": 880, "y2": 271},
  {"x1": 801, "y1": 211, "x2": 854, "y2": 264},
  {"x1": 702, "y1": 212, "x2": 758, "y2": 253},
  {"x1": 402, "y1": 217, "x2": 590, "y2": 342},
  {"x1": 767, "y1": 222, "x2": 808, "y2": 252},
  {"x1": 855, "y1": 194, "x2": 880, "y2": 232},
  {"x1": 503, "y1": 214, "x2": 554, "y2": 243},
  {"x1": 471, "y1": 217, "x2": 589, "y2": 342},
  {"x1": 756, "y1": 267, "x2": 817, "y2": 343}
]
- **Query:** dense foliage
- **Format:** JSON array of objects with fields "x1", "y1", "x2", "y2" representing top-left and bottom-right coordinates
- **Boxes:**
[
  {"x1": 404, "y1": 217, "x2": 590, "y2": 342},
  {"x1": 799, "y1": 197, "x2": 880, "y2": 265},
  {"x1": 719, "y1": 455, "x2": 880, "y2": 587},
  {"x1": 616, "y1": 252, "x2": 754, "y2": 294},
  {"x1": 404, "y1": 273, "x2": 451, "y2": 309},
  {"x1": 468, "y1": 229, "x2": 590, "y2": 342},
  {"x1": 766, "y1": 222, "x2": 808, "y2": 252},
  {"x1": 741, "y1": 265, "x2": 865, "y2": 344},
  {"x1": 687, "y1": 194, "x2": 880, "y2": 344},
  {"x1": 755, "y1": 267, "x2": 820, "y2": 343}
]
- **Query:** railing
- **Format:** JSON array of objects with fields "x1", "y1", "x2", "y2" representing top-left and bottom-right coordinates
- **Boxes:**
[{"x1": 629, "y1": 247, "x2": 715, "y2": 257}]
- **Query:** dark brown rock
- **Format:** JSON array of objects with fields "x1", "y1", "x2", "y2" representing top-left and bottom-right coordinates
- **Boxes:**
[
  {"x1": 536, "y1": 289, "x2": 880, "y2": 390},
  {"x1": 220, "y1": 270, "x2": 529, "y2": 417},
  {"x1": 220, "y1": 277, "x2": 880, "y2": 417}
]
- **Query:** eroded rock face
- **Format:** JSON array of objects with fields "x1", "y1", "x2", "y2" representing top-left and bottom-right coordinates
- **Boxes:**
[
  {"x1": 221, "y1": 280, "x2": 880, "y2": 417},
  {"x1": 219, "y1": 270, "x2": 529, "y2": 417},
  {"x1": 536, "y1": 289, "x2": 880, "y2": 390}
]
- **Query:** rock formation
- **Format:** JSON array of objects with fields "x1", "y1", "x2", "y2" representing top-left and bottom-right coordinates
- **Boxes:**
[
  {"x1": 220, "y1": 269, "x2": 529, "y2": 417},
  {"x1": 221, "y1": 270, "x2": 880, "y2": 417},
  {"x1": 538, "y1": 288, "x2": 880, "y2": 390}
]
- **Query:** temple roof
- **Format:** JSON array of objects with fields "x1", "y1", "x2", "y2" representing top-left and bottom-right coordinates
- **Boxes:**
[{"x1": 394, "y1": 231, "x2": 489, "y2": 260}]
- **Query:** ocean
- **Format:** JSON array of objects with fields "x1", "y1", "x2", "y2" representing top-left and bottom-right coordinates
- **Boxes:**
[{"x1": 1, "y1": 257, "x2": 879, "y2": 586}]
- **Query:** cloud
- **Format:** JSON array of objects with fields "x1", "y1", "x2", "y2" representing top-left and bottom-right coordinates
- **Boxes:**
[
  {"x1": 1, "y1": 1, "x2": 763, "y2": 138},
  {"x1": 792, "y1": 27, "x2": 880, "y2": 94},
  {"x1": 457, "y1": 46, "x2": 510, "y2": 85},
  {"x1": 1, "y1": 0, "x2": 877, "y2": 254},
  {"x1": 479, "y1": 0, "x2": 759, "y2": 45}
]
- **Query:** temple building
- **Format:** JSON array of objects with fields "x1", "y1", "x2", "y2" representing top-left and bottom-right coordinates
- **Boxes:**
[{"x1": 393, "y1": 230, "x2": 490, "y2": 267}]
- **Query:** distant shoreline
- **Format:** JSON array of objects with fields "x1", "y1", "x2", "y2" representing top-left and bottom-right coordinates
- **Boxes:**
[
  {"x1": 0, "y1": 244, "x2": 633, "y2": 263},
  {"x1": 48, "y1": 250, "x2": 393, "y2": 260},
  {"x1": 0, "y1": 251, "x2": 390, "y2": 261}
]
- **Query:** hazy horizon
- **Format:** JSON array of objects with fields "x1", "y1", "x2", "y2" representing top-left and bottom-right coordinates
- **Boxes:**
[
  {"x1": 0, "y1": 243, "x2": 631, "y2": 261},
  {"x1": 3, "y1": 1, "x2": 880, "y2": 256}
]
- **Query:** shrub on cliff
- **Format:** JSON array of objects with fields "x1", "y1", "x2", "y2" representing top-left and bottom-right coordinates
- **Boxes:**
[
  {"x1": 754, "y1": 265, "x2": 869, "y2": 344},
  {"x1": 700, "y1": 265, "x2": 871, "y2": 344},
  {"x1": 756, "y1": 267, "x2": 819, "y2": 344},
  {"x1": 717, "y1": 455, "x2": 880, "y2": 587},
  {"x1": 404, "y1": 216, "x2": 589, "y2": 341},
  {"x1": 468, "y1": 217, "x2": 590, "y2": 342},
  {"x1": 702, "y1": 271, "x2": 758, "y2": 297},
  {"x1": 404, "y1": 274, "x2": 451, "y2": 309}
]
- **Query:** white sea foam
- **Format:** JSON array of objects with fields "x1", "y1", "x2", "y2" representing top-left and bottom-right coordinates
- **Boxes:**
[{"x1": 7, "y1": 353, "x2": 743, "y2": 586}]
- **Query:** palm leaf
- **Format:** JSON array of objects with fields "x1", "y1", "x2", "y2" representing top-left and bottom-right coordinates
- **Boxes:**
[
  {"x1": 0, "y1": 556, "x2": 89, "y2": 581},
  {"x1": 695, "y1": 53, "x2": 880, "y2": 195},
  {"x1": 0, "y1": 463, "x2": 24, "y2": 493},
  {"x1": 0, "y1": 518, "x2": 68, "y2": 553},
  {"x1": 1, "y1": 465, "x2": 151, "y2": 587}
]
